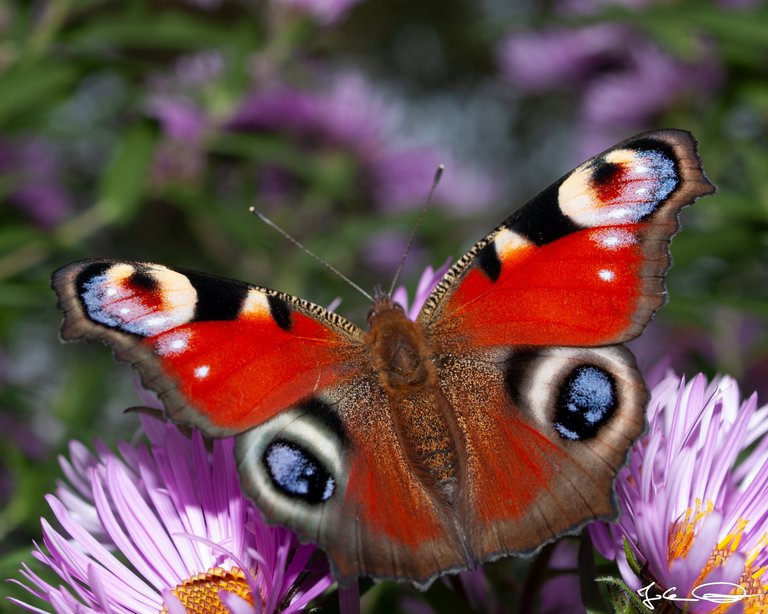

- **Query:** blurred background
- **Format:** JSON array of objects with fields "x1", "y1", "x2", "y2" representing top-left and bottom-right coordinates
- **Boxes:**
[{"x1": 0, "y1": 0, "x2": 766, "y2": 611}]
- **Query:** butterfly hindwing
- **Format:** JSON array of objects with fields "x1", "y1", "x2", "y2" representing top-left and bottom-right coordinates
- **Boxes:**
[
  {"x1": 436, "y1": 345, "x2": 646, "y2": 561},
  {"x1": 53, "y1": 260, "x2": 365, "y2": 435},
  {"x1": 420, "y1": 129, "x2": 715, "y2": 348},
  {"x1": 235, "y1": 377, "x2": 467, "y2": 585}
]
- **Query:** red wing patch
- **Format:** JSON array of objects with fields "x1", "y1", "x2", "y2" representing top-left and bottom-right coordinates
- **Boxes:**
[
  {"x1": 147, "y1": 313, "x2": 356, "y2": 430},
  {"x1": 437, "y1": 225, "x2": 647, "y2": 347}
]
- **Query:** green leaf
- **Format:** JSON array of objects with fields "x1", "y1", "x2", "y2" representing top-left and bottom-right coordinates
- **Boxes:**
[
  {"x1": 622, "y1": 537, "x2": 644, "y2": 578},
  {"x1": 0, "y1": 282, "x2": 50, "y2": 308},
  {"x1": 0, "y1": 62, "x2": 76, "y2": 125},
  {"x1": 0, "y1": 226, "x2": 42, "y2": 254},
  {"x1": 96, "y1": 124, "x2": 158, "y2": 224},
  {"x1": 580, "y1": 532, "x2": 611, "y2": 613},
  {"x1": 595, "y1": 576, "x2": 649, "y2": 613},
  {"x1": 67, "y1": 11, "x2": 259, "y2": 50}
]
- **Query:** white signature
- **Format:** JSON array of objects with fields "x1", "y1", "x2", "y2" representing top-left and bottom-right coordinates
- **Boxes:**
[{"x1": 638, "y1": 582, "x2": 767, "y2": 609}]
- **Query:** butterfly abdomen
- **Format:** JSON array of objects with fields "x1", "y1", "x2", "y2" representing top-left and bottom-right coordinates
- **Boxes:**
[{"x1": 366, "y1": 298, "x2": 461, "y2": 498}]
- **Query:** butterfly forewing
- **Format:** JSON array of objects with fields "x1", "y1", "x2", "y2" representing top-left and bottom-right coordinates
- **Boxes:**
[
  {"x1": 419, "y1": 129, "x2": 715, "y2": 348},
  {"x1": 53, "y1": 260, "x2": 365, "y2": 434}
]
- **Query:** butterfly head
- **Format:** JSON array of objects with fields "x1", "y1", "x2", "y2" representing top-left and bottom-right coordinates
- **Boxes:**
[{"x1": 366, "y1": 296, "x2": 433, "y2": 391}]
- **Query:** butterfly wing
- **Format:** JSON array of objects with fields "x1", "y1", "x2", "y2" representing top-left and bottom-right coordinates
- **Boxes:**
[
  {"x1": 417, "y1": 130, "x2": 714, "y2": 563},
  {"x1": 53, "y1": 260, "x2": 365, "y2": 434},
  {"x1": 419, "y1": 129, "x2": 715, "y2": 347},
  {"x1": 438, "y1": 345, "x2": 647, "y2": 563},
  {"x1": 53, "y1": 259, "x2": 465, "y2": 584}
]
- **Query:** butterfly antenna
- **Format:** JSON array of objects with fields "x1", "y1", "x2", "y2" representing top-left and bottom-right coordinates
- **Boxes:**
[
  {"x1": 249, "y1": 207, "x2": 374, "y2": 302},
  {"x1": 387, "y1": 164, "x2": 444, "y2": 297}
]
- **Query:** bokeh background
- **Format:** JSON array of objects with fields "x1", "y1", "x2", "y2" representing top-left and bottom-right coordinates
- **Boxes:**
[{"x1": 1, "y1": 0, "x2": 767, "y2": 611}]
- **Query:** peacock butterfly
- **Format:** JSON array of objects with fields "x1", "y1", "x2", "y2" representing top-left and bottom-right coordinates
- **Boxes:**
[{"x1": 52, "y1": 129, "x2": 714, "y2": 587}]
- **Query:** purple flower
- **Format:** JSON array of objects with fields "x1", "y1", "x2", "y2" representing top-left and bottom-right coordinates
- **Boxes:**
[
  {"x1": 144, "y1": 53, "x2": 224, "y2": 187},
  {"x1": 538, "y1": 541, "x2": 584, "y2": 614},
  {"x1": 273, "y1": 0, "x2": 364, "y2": 25},
  {"x1": 579, "y1": 39, "x2": 721, "y2": 155},
  {"x1": 0, "y1": 138, "x2": 72, "y2": 228},
  {"x1": 362, "y1": 230, "x2": 414, "y2": 273},
  {"x1": 229, "y1": 74, "x2": 384, "y2": 152},
  {"x1": 11, "y1": 414, "x2": 335, "y2": 613},
  {"x1": 496, "y1": 24, "x2": 630, "y2": 92},
  {"x1": 370, "y1": 148, "x2": 498, "y2": 214},
  {"x1": 628, "y1": 318, "x2": 768, "y2": 401},
  {"x1": 230, "y1": 72, "x2": 499, "y2": 212},
  {"x1": 497, "y1": 19, "x2": 721, "y2": 156},
  {"x1": 589, "y1": 373, "x2": 768, "y2": 611},
  {"x1": 391, "y1": 258, "x2": 452, "y2": 320}
]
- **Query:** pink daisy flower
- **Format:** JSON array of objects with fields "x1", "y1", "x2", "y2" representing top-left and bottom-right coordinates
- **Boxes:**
[
  {"x1": 391, "y1": 258, "x2": 452, "y2": 320},
  {"x1": 273, "y1": 0, "x2": 364, "y2": 25},
  {"x1": 590, "y1": 373, "x2": 768, "y2": 612},
  {"x1": 11, "y1": 414, "x2": 335, "y2": 613}
]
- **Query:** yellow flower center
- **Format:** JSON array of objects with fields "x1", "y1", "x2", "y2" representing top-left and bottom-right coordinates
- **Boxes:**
[
  {"x1": 160, "y1": 566, "x2": 255, "y2": 613},
  {"x1": 667, "y1": 499, "x2": 768, "y2": 613}
]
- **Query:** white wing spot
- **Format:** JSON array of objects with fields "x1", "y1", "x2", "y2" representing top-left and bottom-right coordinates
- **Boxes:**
[
  {"x1": 170, "y1": 338, "x2": 186, "y2": 351},
  {"x1": 592, "y1": 228, "x2": 636, "y2": 251},
  {"x1": 598, "y1": 269, "x2": 616, "y2": 282},
  {"x1": 144, "y1": 316, "x2": 167, "y2": 329},
  {"x1": 155, "y1": 330, "x2": 192, "y2": 356},
  {"x1": 194, "y1": 365, "x2": 210, "y2": 379},
  {"x1": 607, "y1": 207, "x2": 631, "y2": 220}
]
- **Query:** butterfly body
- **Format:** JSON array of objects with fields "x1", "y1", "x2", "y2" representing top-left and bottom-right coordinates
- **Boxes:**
[
  {"x1": 366, "y1": 296, "x2": 462, "y2": 494},
  {"x1": 53, "y1": 130, "x2": 715, "y2": 587}
]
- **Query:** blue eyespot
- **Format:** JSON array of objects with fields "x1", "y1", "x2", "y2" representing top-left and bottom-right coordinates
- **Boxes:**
[
  {"x1": 263, "y1": 441, "x2": 335, "y2": 504},
  {"x1": 554, "y1": 366, "x2": 617, "y2": 441}
]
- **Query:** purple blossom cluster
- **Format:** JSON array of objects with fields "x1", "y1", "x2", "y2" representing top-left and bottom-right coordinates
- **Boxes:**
[
  {"x1": 144, "y1": 61, "x2": 498, "y2": 272},
  {"x1": 0, "y1": 138, "x2": 72, "y2": 228},
  {"x1": 12, "y1": 415, "x2": 335, "y2": 613},
  {"x1": 496, "y1": 1, "x2": 722, "y2": 156},
  {"x1": 227, "y1": 71, "x2": 498, "y2": 212}
]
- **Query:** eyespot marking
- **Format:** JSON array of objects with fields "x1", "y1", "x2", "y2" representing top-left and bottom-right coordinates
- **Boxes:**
[
  {"x1": 554, "y1": 365, "x2": 617, "y2": 441},
  {"x1": 128, "y1": 270, "x2": 158, "y2": 291},
  {"x1": 559, "y1": 145, "x2": 680, "y2": 227},
  {"x1": 263, "y1": 440, "x2": 335, "y2": 504},
  {"x1": 298, "y1": 397, "x2": 348, "y2": 445},
  {"x1": 78, "y1": 263, "x2": 196, "y2": 336}
]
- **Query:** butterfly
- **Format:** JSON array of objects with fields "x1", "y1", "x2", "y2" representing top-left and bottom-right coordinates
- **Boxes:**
[{"x1": 53, "y1": 129, "x2": 714, "y2": 588}]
